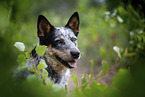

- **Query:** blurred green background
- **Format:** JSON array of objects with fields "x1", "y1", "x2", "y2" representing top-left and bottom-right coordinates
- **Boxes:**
[{"x1": 0, "y1": 0, "x2": 145, "y2": 97}]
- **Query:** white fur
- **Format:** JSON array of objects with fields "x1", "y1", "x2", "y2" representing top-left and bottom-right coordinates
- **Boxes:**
[{"x1": 59, "y1": 69, "x2": 70, "y2": 87}]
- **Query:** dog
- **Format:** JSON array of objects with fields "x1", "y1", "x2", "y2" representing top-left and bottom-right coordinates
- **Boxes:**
[{"x1": 13, "y1": 12, "x2": 80, "y2": 87}]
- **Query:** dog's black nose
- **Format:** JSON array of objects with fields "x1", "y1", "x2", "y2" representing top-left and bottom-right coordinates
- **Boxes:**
[{"x1": 70, "y1": 51, "x2": 80, "y2": 59}]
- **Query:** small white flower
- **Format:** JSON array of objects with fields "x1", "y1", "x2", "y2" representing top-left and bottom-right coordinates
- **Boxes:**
[
  {"x1": 138, "y1": 30, "x2": 143, "y2": 34},
  {"x1": 130, "y1": 31, "x2": 134, "y2": 36},
  {"x1": 117, "y1": 16, "x2": 123, "y2": 23},
  {"x1": 113, "y1": 46, "x2": 121, "y2": 58},
  {"x1": 111, "y1": 10, "x2": 117, "y2": 17},
  {"x1": 105, "y1": 11, "x2": 110, "y2": 15},
  {"x1": 129, "y1": 40, "x2": 133, "y2": 44}
]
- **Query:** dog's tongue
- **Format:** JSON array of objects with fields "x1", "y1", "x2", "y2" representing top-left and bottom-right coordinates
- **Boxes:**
[{"x1": 68, "y1": 61, "x2": 77, "y2": 67}]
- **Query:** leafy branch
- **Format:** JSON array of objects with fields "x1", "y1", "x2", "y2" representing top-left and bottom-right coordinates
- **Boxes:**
[{"x1": 14, "y1": 42, "x2": 49, "y2": 81}]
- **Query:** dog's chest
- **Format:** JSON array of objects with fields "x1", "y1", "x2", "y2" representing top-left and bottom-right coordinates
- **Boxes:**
[
  {"x1": 58, "y1": 69, "x2": 70, "y2": 87},
  {"x1": 45, "y1": 61, "x2": 70, "y2": 87}
]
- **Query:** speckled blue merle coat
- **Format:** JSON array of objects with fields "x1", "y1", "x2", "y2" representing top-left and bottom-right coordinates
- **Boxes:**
[{"x1": 13, "y1": 12, "x2": 80, "y2": 87}]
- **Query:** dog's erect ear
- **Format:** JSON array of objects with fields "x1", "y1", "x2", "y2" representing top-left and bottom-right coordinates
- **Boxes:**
[
  {"x1": 65, "y1": 12, "x2": 80, "y2": 36},
  {"x1": 37, "y1": 15, "x2": 53, "y2": 37}
]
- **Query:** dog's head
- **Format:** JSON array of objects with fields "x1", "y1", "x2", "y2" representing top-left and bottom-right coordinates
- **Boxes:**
[{"x1": 37, "y1": 12, "x2": 80, "y2": 69}]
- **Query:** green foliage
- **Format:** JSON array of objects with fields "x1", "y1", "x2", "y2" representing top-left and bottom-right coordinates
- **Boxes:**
[
  {"x1": 21, "y1": 74, "x2": 66, "y2": 97},
  {"x1": 81, "y1": 74, "x2": 87, "y2": 85},
  {"x1": 17, "y1": 54, "x2": 26, "y2": 64},
  {"x1": 112, "y1": 69, "x2": 133, "y2": 89},
  {"x1": 71, "y1": 74, "x2": 78, "y2": 86},
  {"x1": 36, "y1": 46, "x2": 47, "y2": 56},
  {"x1": 41, "y1": 71, "x2": 48, "y2": 82},
  {"x1": 18, "y1": 62, "x2": 28, "y2": 72},
  {"x1": 38, "y1": 60, "x2": 48, "y2": 80},
  {"x1": 25, "y1": 52, "x2": 31, "y2": 60},
  {"x1": 81, "y1": 74, "x2": 87, "y2": 90},
  {"x1": 17, "y1": 54, "x2": 28, "y2": 72},
  {"x1": 28, "y1": 68, "x2": 36, "y2": 73},
  {"x1": 90, "y1": 59, "x2": 94, "y2": 74},
  {"x1": 14, "y1": 42, "x2": 48, "y2": 81},
  {"x1": 100, "y1": 47, "x2": 108, "y2": 58},
  {"x1": 37, "y1": 59, "x2": 47, "y2": 69},
  {"x1": 102, "y1": 60, "x2": 109, "y2": 76},
  {"x1": 0, "y1": 2, "x2": 11, "y2": 34},
  {"x1": 84, "y1": 81, "x2": 107, "y2": 97}
]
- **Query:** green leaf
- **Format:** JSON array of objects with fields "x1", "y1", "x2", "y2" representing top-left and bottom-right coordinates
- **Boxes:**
[
  {"x1": 37, "y1": 63, "x2": 45, "y2": 70},
  {"x1": 36, "y1": 46, "x2": 47, "y2": 56},
  {"x1": 90, "y1": 59, "x2": 94, "y2": 74},
  {"x1": 14, "y1": 42, "x2": 25, "y2": 51},
  {"x1": 42, "y1": 69, "x2": 48, "y2": 80},
  {"x1": 28, "y1": 68, "x2": 35, "y2": 73},
  {"x1": 67, "y1": 87, "x2": 84, "y2": 97},
  {"x1": 65, "y1": 84, "x2": 67, "y2": 93},
  {"x1": 37, "y1": 59, "x2": 47, "y2": 69},
  {"x1": 100, "y1": 47, "x2": 107, "y2": 58},
  {"x1": 81, "y1": 74, "x2": 87, "y2": 85},
  {"x1": 40, "y1": 59, "x2": 47, "y2": 64},
  {"x1": 84, "y1": 81, "x2": 106, "y2": 97},
  {"x1": 17, "y1": 54, "x2": 26, "y2": 64},
  {"x1": 18, "y1": 62, "x2": 28, "y2": 72},
  {"x1": 25, "y1": 52, "x2": 31, "y2": 60},
  {"x1": 32, "y1": 64, "x2": 35, "y2": 69},
  {"x1": 52, "y1": 84, "x2": 63, "y2": 92},
  {"x1": 81, "y1": 74, "x2": 87, "y2": 90},
  {"x1": 109, "y1": 19, "x2": 116, "y2": 28},
  {"x1": 25, "y1": 74, "x2": 42, "y2": 83},
  {"x1": 71, "y1": 74, "x2": 78, "y2": 86},
  {"x1": 102, "y1": 60, "x2": 109, "y2": 76},
  {"x1": 45, "y1": 78, "x2": 52, "y2": 86}
]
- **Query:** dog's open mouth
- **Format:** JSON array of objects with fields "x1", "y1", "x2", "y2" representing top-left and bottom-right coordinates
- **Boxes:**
[{"x1": 55, "y1": 54, "x2": 77, "y2": 68}]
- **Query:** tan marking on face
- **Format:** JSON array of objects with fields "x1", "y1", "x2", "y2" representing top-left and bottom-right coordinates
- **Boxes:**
[
  {"x1": 60, "y1": 36, "x2": 64, "y2": 40},
  {"x1": 47, "y1": 44, "x2": 51, "y2": 48},
  {"x1": 38, "y1": 32, "x2": 44, "y2": 36}
]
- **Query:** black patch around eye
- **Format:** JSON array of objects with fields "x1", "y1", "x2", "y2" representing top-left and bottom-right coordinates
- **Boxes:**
[
  {"x1": 51, "y1": 39, "x2": 65, "y2": 49},
  {"x1": 55, "y1": 40, "x2": 63, "y2": 44}
]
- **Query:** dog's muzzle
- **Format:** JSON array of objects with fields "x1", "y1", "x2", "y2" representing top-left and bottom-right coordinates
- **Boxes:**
[
  {"x1": 55, "y1": 50, "x2": 80, "y2": 69},
  {"x1": 55, "y1": 54, "x2": 77, "y2": 68}
]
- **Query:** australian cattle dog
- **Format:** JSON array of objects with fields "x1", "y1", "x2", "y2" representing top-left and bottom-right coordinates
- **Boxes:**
[{"x1": 13, "y1": 12, "x2": 80, "y2": 87}]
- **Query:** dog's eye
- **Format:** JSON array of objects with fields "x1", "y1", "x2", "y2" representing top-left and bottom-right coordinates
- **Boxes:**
[
  {"x1": 55, "y1": 40, "x2": 63, "y2": 44},
  {"x1": 71, "y1": 38, "x2": 77, "y2": 42}
]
